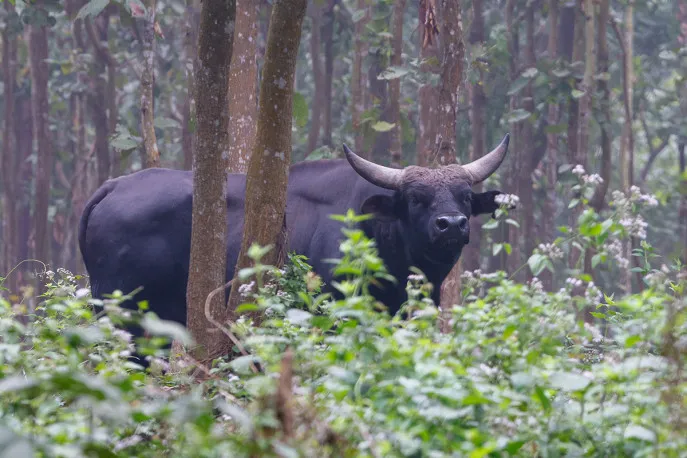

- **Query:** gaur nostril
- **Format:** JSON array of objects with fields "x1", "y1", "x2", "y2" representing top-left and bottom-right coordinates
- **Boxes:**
[
  {"x1": 436, "y1": 217, "x2": 450, "y2": 231},
  {"x1": 458, "y1": 216, "x2": 468, "y2": 231}
]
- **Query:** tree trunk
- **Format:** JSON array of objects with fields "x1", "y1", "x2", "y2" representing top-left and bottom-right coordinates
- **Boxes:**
[
  {"x1": 434, "y1": 0, "x2": 465, "y2": 323},
  {"x1": 463, "y1": 0, "x2": 486, "y2": 273},
  {"x1": 417, "y1": 0, "x2": 440, "y2": 166},
  {"x1": 227, "y1": 0, "x2": 307, "y2": 324},
  {"x1": 182, "y1": 0, "x2": 199, "y2": 171},
  {"x1": 28, "y1": 1, "x2": 53, "y2": 274},
  {"x1": 1, "y1": 3, "x2": 18, "y2": 286},
  {"x1": 141, "y1": 0, "x2": 161, "y2": 168},
  {"x1": 388, "y1": 0, "x2": 405, "y2": 167},
  {"x1": 227, "y1": 0, "x2": 259, "y2": 174},
  {"x1": 619, "y1": 1, "x2": 635, "y2": 293},
  {"x1": 351, "y1": 0, "x2": 370, "y2": 154},
  {"x1": 541, "y1": 0, "x2": 559, "y2": 290},
  {"x1": 306, "y1": 5, "x2": 324, "y2": 154},
  {"x1": 679, "y1": 139, "x2": 687, "y2": 268},
  {"x1": 570, "y1": 0, "x2": 595, "y2": 276},
  {"x1": 322, "y1": 1, "x2": 335, "y2": 147},
  {"x1": 85, "y1": 16, "x2": 112, "y2": 184},
  {"x1": 590, "y1": 0, "x2": 611, "y2": 211},
  {"x1": 186, "y1": 0, "x2": 236, "y2": 363}
]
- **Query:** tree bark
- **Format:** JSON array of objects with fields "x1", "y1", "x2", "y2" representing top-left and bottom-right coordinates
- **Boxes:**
[
  {"x1": 417, "y1": 0, "x2": 440, "y2": 166},
  {"x1": 227, "y1": 0, "x2": 308, "y2": 324},
  {"x1": 322, "y1": 1, "x2": 335, "y2": 147},
  {"x1": 186, "y1": 0, "x2": 236, "y2": 363},
  {"x1": 1, "y1": 2, "x2": 18, "y2": 285},
  {"x1": 569, "y1": 0, "x2": 595, "y2": 275},
  {"x1": 226, "y1": 0, "x2": 259, "y2": 174},
  {"x1": 680, "y1": 139, "x2": 687, "y2": 268},
  {"x1": 541, "y1": 0, "x2": 559, "y2": 290},
  {"x1": 463, "y1": 0, "x2": 486, "y2": 273},
  {"x1": 85, "y1": 15, "x2": 112, "y2": 184},
  {"x1": 388, "y1": 0, "x2": 405, "y2": 167},
  {"x1": 590, "y1": 0, "x2": 611, "y2": 211},
  {"x1": 434, "y1": 0, "x2": 465, "y2": 323},
  {"x1": 28, "y1": 0, "x2": 53, "y2": 274},
  {"x1": 306, "y1": 5, "x2": 324, "y2": 154},
  {"x1": 351, "y1": 0, "x2": 370, "y2": 154},
  {"x1": 141, "y1": 0, "x2": 161, "y2": 168},
  {"x1": 182, "y1": 0, "x2": 199, "y2": 170}
]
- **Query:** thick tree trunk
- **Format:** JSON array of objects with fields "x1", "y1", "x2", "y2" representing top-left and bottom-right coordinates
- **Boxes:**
[
  {"x1": 227, "y1": 0, "x2": 259, "y2": 174},
  {"x1": 351, "y1": 0, "x2": 370, "y2": 154},
  {"x1": 227, "y1": 0, "x2": 307, "y2": 325},
  {"x1": 182, "y1": 0, "x2": 199, "y2": 170},
  {"x1": 1, "y1": 4, "x2": 18, "y2": 285},
  {"x1": 388, "y1": 0, "x2": 405, "y2": 167},
  {"x1": 306, "y1": 5, "x2": 324, "y2": 154},
  {"x1": 434, "y1": 0, "x2": 465, "y2": 326},
  {"x1": 541, "y1": 0, "x2": 559, "y2": 290},
  {"x1": 141, "y1": 0, "x2": 160, "y2": 168},
  {"x1": 417, "y1": 0, "x2": 440, "y2": 166},
  {"x1": 28, "y1": 1, "x2": 53, "y2": 274},
  {"x1": 186, "y1": 0, "x2": 236, "y2": 363}
]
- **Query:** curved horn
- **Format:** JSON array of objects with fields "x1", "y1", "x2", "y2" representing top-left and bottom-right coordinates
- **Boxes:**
[
  {"x1": 462, "y1": 133, "x2": 510, "y2": 184},
  {"x1": 342, "y1": 144, "x2": 403, "y2": 190}
]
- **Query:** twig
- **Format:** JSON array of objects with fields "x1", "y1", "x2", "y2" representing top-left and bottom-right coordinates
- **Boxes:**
[
  {"x1": 275, "y1": 347, "x2": 294, "y2": 439},
  {"x1": 203, "y1": 279, "x2": 258, "y2": 373}
]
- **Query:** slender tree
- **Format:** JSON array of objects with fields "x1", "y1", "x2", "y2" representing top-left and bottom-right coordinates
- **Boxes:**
[
  {"x1": 186, "y1": 0, "x2": 236, "y2": 363},
  {"x1": 28, "y1": 0, "x2": 53, "y2": 274},
  {"x1": 227, "y1": 0, "x2": 308, "y2": 323},
  {"x1": 591, "y1": 0, "x2": 611, "y2": 210},
  {"x1": 306, "y1": 4, "x2": 324, "y2": 154},
  {"x1": 1, "y1": 1, "x2": 18, "y2": 283},
  {"x1": 182, "y1": 0, "x2": 200, "y2": 170},
  {"x1": 417, "y1": 0, "x2": 439, "y2": 166},
  {"x1": 141, "y1": 0, "x2": 161, "y2": 168},
  {"x1": 351, "y1": 0, "x2": 370, "y2": 154},
  {"x1": 542, "y1": 0, "x2": 560, "y2": 290},
  {"x1": 227, "y1": 0, "x2": 259, "y2": 173},
  {"x1": 321, "y1": 0, "x2": 336, "y2": 147},
  {"x1": 388, "y1": 0, "x2": 405, "y2": 167},
  {"x1": 464, "y1": 0, "x2": 486, "y2": 273}
]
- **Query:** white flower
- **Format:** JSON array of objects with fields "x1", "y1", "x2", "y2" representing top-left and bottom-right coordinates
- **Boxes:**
[
  {"x1": 494, "y1": 193, "x2": 520, "y2": 207},
  {"x1": 529, "y1": 277, "x2": 544, "y2": 293},
  {"x1": 572, "y1": 164, "x2": 586, "y2": 176},
  {"x1": 238, "y1": 281, "x2": 256, "y2": 298},
  {"x1": 582, "y1": 173, "x2": 604, "y2": 185},
  {"x1": 537, "y1": 243, "x2": 564, "y2": 260}
]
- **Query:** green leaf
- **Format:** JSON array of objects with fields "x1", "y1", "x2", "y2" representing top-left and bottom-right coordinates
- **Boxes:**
[
  {"x1": 590, "y1": 312, "x2": 606, "y2": 319},
  {"x1": 549, "y1": 371, "x2": 591, "y2": 392},
  {"x1": 0, "y1": 376, "x2": 38, "y2": 394},
  {"x1": 571, "y1": 89, "x2": 585, "y2": 99},
  {"x1": 503, "y1": 243, "x2": 512, "y2": 255},
  {"x1": 492, "y1": 243, "x2": 503, "y2": 256},
  {"x1": 527, "y1": 253, "x2": 546, "y2": 276},
  {"x1": 371, "y1": 121, "x2": 396, "y2": 132},
  {"x1": 154, "y1": 117, "x2": 179, "y2": 129},
  {"x1": 507, "y1": 109, "x2": 532, "y2": 123},
  {"x1": 229, "y1": 355, "x2": 260, "y2": 376},
  {"x1": 141, "y1": 315, "x2": 194, "y2": 346},
  {"x1": 377, "y1": 66, "x2": 409, "y2": 80},
  {"x1": 624, "y1": 335, "x2": 642, "y2": 348},
  {"x1": 482, "y1": 219, "x2": 498, "y2": 230},
  {"x1": 286, "y1": 308, "x2": 312, "y2": 325},
  {"x1": 507, "y1": 76, "x2": 530, "y2": 96},
  {"x1": 624, "y1": 425, "x2": 656, "y2": 442},
  {"x1": 75, "y1": 0, "x2": 110, "y2": 20},
  {"x1": 292, "y1": 91, "x2": 309, "y2": 129}
]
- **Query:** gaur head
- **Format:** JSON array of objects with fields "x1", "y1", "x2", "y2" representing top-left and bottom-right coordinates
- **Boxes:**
[{"x1": 342, "y1": 134, "x2": 512, "y2": 266}]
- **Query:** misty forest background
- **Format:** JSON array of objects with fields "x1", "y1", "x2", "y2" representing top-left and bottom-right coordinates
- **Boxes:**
[{"x1": 0, "y1": 0, "x2": 686, "y2": 456}]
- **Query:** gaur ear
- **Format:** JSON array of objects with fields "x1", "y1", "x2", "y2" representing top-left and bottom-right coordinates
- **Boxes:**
[
  {"x1": 471, "y1": 190, "x2": 515, "y2": 216},
  {"x1": 361, "y1": 195, "x2": 398, "y2": 222}
]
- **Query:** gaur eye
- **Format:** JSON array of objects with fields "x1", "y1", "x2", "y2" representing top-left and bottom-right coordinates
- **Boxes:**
[{"x1": 463, "y1": 194, "x2": 472, "y2": 204}]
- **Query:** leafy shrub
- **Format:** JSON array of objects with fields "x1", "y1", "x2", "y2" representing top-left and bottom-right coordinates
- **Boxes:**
[{"x1": 0, "y1": 194, "x2": 685, "y2": 457}]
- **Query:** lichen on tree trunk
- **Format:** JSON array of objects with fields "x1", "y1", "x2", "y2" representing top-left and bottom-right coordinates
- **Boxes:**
[
  {"x1": 227, "y1": 0, "x2": 308, "y2": 324},
  {"x1": 141, "y1": 0, "x2": 160, "y2": 168},
  {"x1": 186, "y1": 0, "x2": 236, "y2": 363},
  {"x1": 227, "y1": 0, "x2": 259, "y2": 174}
]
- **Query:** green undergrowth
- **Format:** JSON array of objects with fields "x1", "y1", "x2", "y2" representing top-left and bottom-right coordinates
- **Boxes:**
[{"x1": 0, "y1": 208, "x2": 686, "y2": 457}]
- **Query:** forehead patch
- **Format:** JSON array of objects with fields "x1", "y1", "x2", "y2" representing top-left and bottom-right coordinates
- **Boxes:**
[{"x1": 401, "y1": 165, "x2": 474, "y2": 190}]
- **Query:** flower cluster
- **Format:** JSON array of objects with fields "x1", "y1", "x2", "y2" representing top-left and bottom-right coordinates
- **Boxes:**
[
  {"x1": 528, "y1": 277, "x2": 544, "y2": 293},
  {"x1": 585, "y1": 281, "x2": 603, "y2": 303},
  {"x1": 536, "y1": 242, "x2": 564, "y2": 260},
  {"x1": 605, "y1": 238, "x2": 630, "y2": 269},
  {"x1": 571, "y1": 164, "x2": 604, "y2": 187},
  {"x1": 238, "y1": 281, "x2": 256, "y2": 298},
  {"x1": 460, "y1": 269, "x2": 483, "y2": 290},
  {"x1": 619, "y1": 215, "x2": 649, "y2": 239},
  {"x1": 494, "y1": 193, "x2": 520, "y2": 207},
  {"x1": 645, "y1": 264, "x2": 672, "y2": 288},
  {"x1": 565, "y1": 277, "x2": 583, "y2": 289}
]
